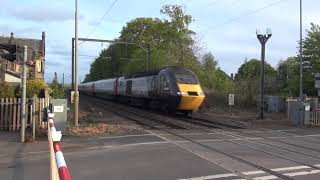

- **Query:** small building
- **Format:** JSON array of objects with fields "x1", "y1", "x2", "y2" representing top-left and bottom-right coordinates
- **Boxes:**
[{"x1": 0, "y1": 32, "x2": 45, "y2": 84}]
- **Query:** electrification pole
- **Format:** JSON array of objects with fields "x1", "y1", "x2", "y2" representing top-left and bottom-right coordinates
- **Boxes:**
[
  {"x1": 71, "y1": 39, "x2": 75, "y2": 91},
  {"x1": 299, "y1": 0, "x2": 303, "y2": 99},
  {"x1": 74, "y1": 0, "x2": 79, "y2": 126},
  {"x1": 256, "y1": 29, "x2": 272, "y2": 120},
  {"x1": 21, "y1": 46, "x2": 27, "y2": 142},
  {"x1": 147, "y1": 44, "x2": 151, "y2": 72}
]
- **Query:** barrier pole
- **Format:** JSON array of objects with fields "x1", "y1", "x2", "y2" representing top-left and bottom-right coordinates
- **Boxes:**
[{"x1": 48, "y1": 121, "x2": 59, "y2": 180}]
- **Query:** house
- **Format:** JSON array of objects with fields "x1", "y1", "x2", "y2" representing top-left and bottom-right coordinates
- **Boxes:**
[{"x1": 0, "y1": 32, "x2": 45, "y2": 84}]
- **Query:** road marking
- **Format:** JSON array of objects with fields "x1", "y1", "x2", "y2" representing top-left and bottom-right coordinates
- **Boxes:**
[
  {"x1": 242, "y1": 170, "x2": 265, "y2": 175},
  {"x1": 272, "y1": 165, "x2": 310, "y2": 171},
  {"x1": 177, "y1": 173, "x2": 238, "y2": 180},
  {"x1": 253, "y1": 175, "x2": 277, "y2": 180},
  {"x1": 179, "y1": 165, "x2": 319, "y2": 180},
  {"x1": 96, "y1": 134, "x2": 153, "y2": 139},
  {"x1": 314, "y1": 164, "x2": 320, "y2": 167},
  {"x1": 284, "y1": 169, "x2": 320, "y2": 176},
  {"x1": 242, "y1": 165, "x2": 311, "y2": 176}
]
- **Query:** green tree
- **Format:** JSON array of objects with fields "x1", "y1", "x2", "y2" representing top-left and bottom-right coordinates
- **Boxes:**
[
  {"x1": 301, "y1": 23, "x2": 320, "y2": 95},
  {"x1": 277, "y1": 57, "x2": 300, "y2": 96},
  {"x1": 234, "y1": 59, "x2": 277, "y2": 106},
  {"x1": 202, "y1": 52, "x2": 217, "y2": 73},
  {"x1": 84, "y1": 5, "x2": 201, "y2": 82}
]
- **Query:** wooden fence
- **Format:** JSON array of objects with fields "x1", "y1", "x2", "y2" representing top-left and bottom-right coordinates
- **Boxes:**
[{"x1": 0, "y1": 97, "x2": 49, "y2": 131}]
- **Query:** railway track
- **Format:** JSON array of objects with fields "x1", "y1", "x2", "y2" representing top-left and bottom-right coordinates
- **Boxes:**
[{"x1": 87, "y1": 96, "x2": 320, "y2": 180}]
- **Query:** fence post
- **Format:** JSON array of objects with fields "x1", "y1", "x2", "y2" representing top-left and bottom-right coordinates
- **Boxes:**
[
  {"x1": 0, "y1": 98, "x2": 4, "y2": 130},
  {"x1": 8, "y1": 98, "x2": 13, "y2": 130},
  {"x1": 13, "y1": 98, "x2": 17, "y2": 130},
  {"x1": 34, "y1": 95, "x2": 40, "y2": 136},
  {"x1": 4, "y1": 98, "x2": 9, "y2": 130}
]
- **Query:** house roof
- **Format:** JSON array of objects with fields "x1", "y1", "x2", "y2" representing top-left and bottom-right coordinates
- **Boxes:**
[{"x1": 0, "y1": 33, "x2": 45, "y2": 63}]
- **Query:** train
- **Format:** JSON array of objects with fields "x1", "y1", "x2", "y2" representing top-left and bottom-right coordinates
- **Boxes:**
[{"x1": 79, "y1": 67, "x2": 205, "y2": 115}]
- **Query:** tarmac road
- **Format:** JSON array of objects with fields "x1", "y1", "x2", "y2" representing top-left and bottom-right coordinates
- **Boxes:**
[{"x1": 2, "y1": 127, "x2": 320, "y2": 180}]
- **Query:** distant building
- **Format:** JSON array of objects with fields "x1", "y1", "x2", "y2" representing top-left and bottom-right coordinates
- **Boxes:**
[{"x1": 0, "y1": 32, "x2": 45, "y2": 84}]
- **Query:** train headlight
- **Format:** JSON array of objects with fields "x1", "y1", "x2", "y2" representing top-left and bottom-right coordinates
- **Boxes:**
[{"x1": 177, "y1": 92, "x2": 186, "y2": 95}]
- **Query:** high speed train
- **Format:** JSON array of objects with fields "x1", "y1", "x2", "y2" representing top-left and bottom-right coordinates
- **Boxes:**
[{"x1": 79, "y1": 67, "x2": 205, "y2": 115}]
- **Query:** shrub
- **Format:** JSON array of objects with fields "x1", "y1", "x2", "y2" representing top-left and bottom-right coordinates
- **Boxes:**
[
  {"x1": 0, "y1": 81, "x2": 15, "y2": 98},
  {"x1": 49, "y1": 83, "x2": 65, "y2": 99},
  {"x1": 17, "y1": 79, "x2": 48, "y2": 98}
]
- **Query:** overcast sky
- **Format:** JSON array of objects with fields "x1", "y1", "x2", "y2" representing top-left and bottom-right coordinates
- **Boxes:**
[{"x1": 1, "y1": 0, "x2": 319, "y2": 83}]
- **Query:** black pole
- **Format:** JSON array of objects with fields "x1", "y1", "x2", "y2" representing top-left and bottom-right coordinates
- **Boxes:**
[
  {"x1": 147, "y1": 44, "x2": 151, "y2": 72},
  {"x1": 260, "y1": 42, "x2": 265, "y2": 120},
  {"x1": 71, "y1": 38, "x2": 75, "y2": 91},
  {"x1": 257, "y1": 30, "x2": 271, "y2": 120}
]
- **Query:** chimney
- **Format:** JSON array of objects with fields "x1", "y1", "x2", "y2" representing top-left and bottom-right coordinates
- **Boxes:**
[{"x1": 41, "y1": 31, "x2": 45, "y2": 57}]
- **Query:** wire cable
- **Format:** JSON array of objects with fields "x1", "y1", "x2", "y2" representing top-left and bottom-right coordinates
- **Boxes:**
[
  {"x1": 203, "y1": 0, "x2": 288, "y2": 33},
  {"x1": 79, "y1": 0, "x2": 119, "y2": 45}
]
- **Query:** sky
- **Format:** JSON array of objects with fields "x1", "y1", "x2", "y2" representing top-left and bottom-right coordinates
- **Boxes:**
[{"x1": 1, "y1": 0, "x2": 319, "y2": 83}]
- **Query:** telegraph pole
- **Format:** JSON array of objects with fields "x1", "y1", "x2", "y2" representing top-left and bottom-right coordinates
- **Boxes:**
[
  {"x1": 74, "y1": 0, "x2": 79, "y2": 126},
  {"x1": 21, "y1": 46, "x2": 27, "y2": 142},
  {"x1": 256, "y1": 29, "x2": 272, "y2": 120},
  {"x1": 299, "y1": 0, "x2": 303, "y2": 99}
]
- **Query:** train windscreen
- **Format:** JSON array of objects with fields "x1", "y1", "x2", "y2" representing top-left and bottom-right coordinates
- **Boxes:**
[{"x1": 175, "y1": 73, "x2": 198, "y2": 84}]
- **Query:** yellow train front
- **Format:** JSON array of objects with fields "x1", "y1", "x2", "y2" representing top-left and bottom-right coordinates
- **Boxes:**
[{"x1": 152, "y1": 67, "x2": 205, "y2": 115}]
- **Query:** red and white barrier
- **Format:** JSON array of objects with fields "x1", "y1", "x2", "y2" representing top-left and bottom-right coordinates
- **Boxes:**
[{"x1": 48, "y1": 114, "x2": 71, "y2": 180}]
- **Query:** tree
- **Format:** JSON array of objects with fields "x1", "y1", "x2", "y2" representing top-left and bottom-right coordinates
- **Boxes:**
[
  {"x1": 277, "y1": 57, "x2": 300, "y2": 96},
  {"x1": 84, "y1": 5, "x2": 201, "y2": 82},
  {"x1": 202, "y1": 52, "x2": 217, "y2": 73},
  {"x1": 234, "y1": 59, "x2": 277, "y2": 106},
  {"x1": 301, "y1": 23, "x2": 320, "y2": 96}
]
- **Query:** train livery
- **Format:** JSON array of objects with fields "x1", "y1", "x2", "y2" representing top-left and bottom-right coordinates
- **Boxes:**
[{"x1": 79, "y1": 67, "x2": 205, "y2": 114}]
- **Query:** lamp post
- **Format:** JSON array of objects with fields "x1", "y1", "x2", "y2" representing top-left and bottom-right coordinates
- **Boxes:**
[{"x1": 256, "y1": 28, "x2": 272, "y2": 120}]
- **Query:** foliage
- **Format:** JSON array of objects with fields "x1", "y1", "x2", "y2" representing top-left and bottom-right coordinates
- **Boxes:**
[
  {"x1": 84, "y1": 5, "x2": 200, "y2": 82},
  {"x1": 26, "y1": 80, "x2": 47, "y2": 98},
  {"x1": 301, "y1": 23, "x2": 320, "y2": 96},
  {"x1": 12, "y1": 80, "x2": 47, "y2": 98},
  {"x1": 0, "y1": 81, "x2": 15, "y2": 98},
  {"x1": 234, "y1": 59, "x2": 277, "y2": 106},
  {"x1": 49, "y1": 83, "x2": 65, "y2": 99},
  {"x1": 201, "y1": 52, "x2": 217, "y2": 73},
  {"x1": 277, "y1": 57, "x2": 300, "y2": 96}
]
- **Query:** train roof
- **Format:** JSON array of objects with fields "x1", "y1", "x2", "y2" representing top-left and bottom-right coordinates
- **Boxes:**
[{"x1": 124, "y1": 66, "x2": 193, "y2": 79}]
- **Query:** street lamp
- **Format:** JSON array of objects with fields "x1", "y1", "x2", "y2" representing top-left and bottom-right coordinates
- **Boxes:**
[{"x1": 256, "y1": 28, "x2": 272, "y2": 120}]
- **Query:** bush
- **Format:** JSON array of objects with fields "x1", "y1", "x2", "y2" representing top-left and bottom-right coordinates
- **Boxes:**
[
  {"x1": 49, "y1": 83, "x2": 65, "y2": 99},
  {"x1": 0, "y1": 81, "x2": 15, "y2": 98},
  {"x1": 15, "y1": 79, "x2": 48, "y2": 98}
]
